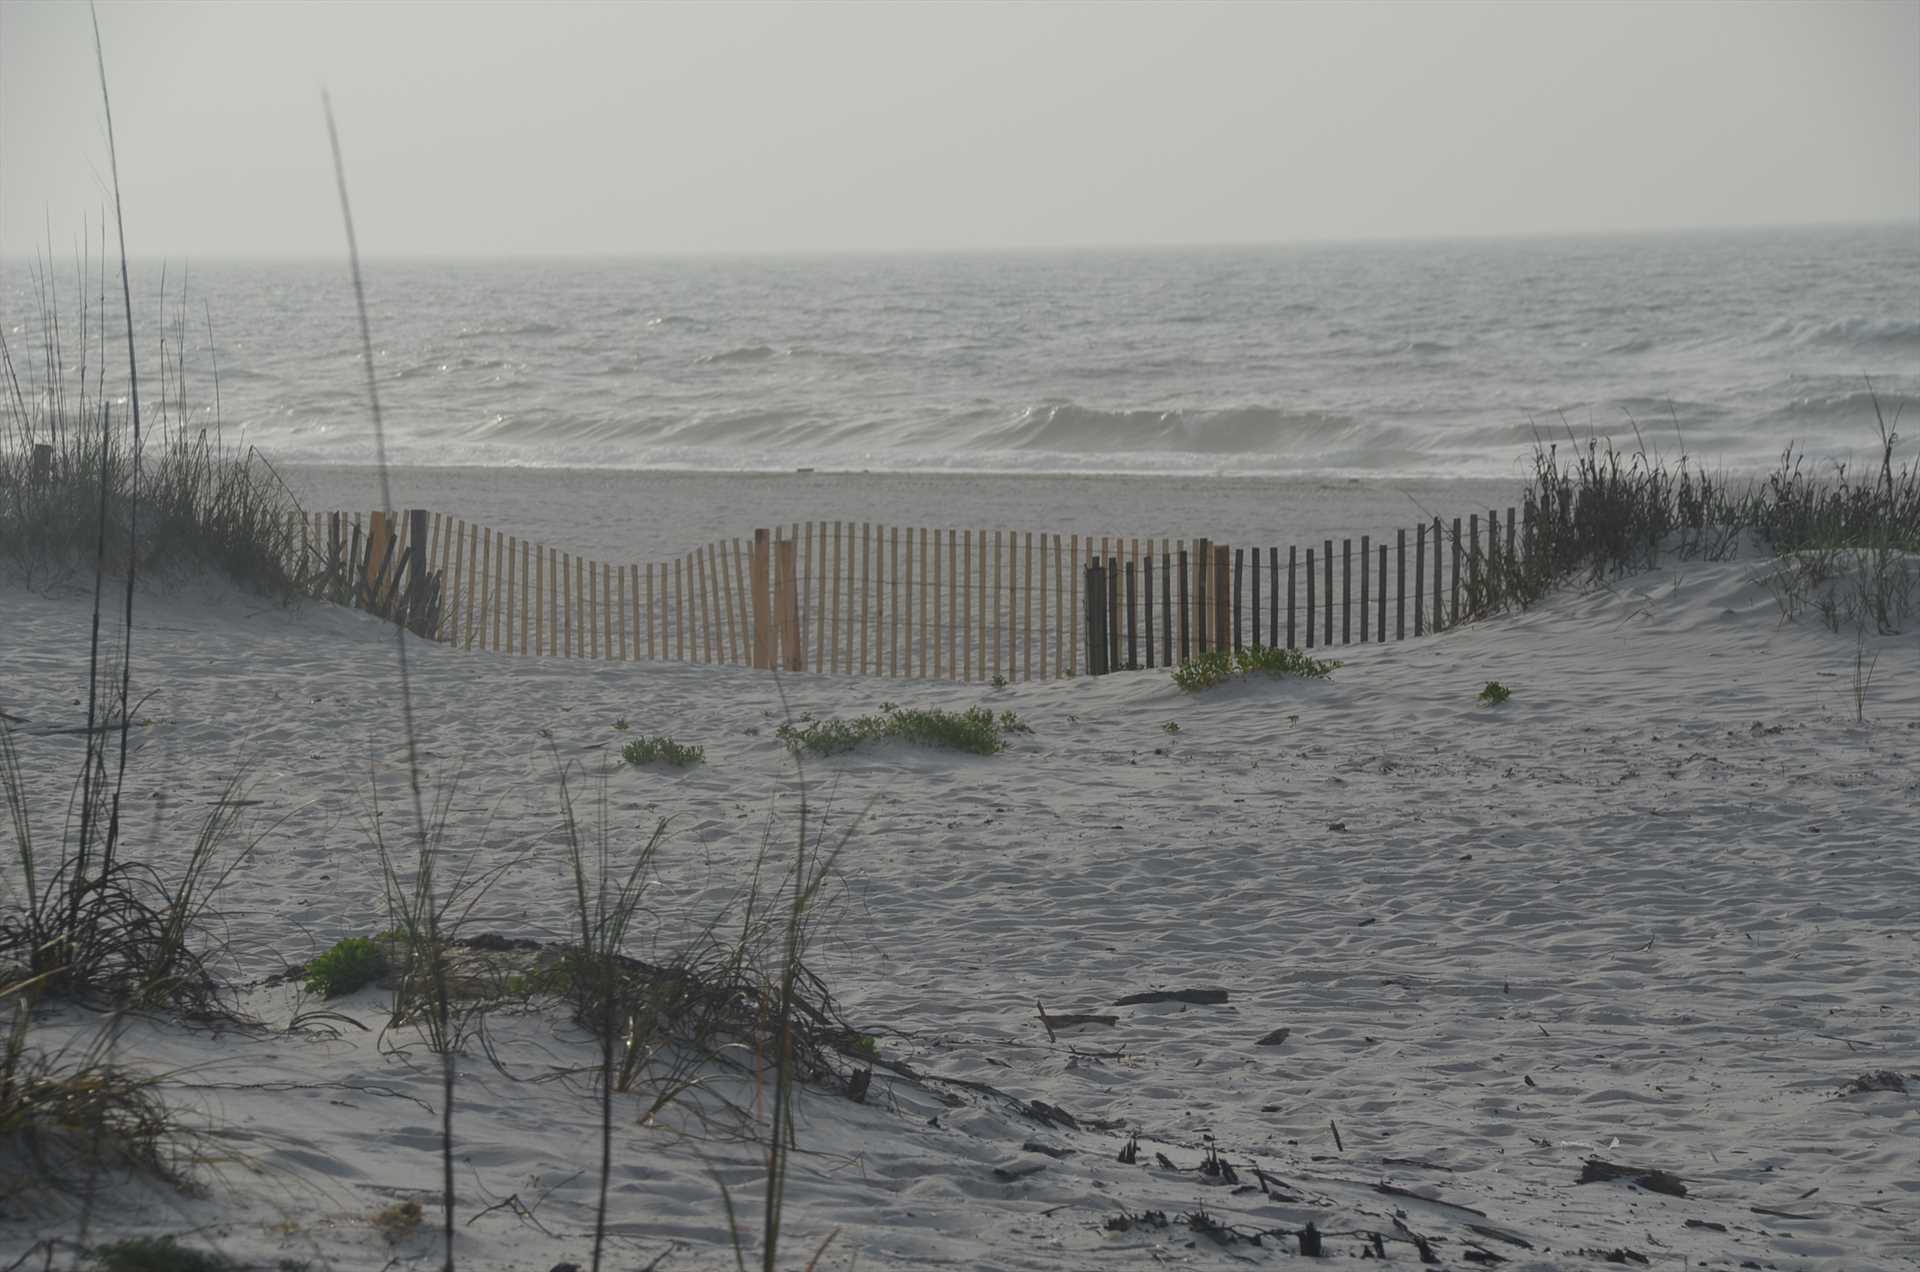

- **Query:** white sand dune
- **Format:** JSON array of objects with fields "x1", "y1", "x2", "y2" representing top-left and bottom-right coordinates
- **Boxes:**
[{"x1": 3, "y1": 553, "x2": 1916, "y2": 1270}]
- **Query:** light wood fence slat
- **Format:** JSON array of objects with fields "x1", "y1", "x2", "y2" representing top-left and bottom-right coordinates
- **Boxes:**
[
  {"x1": 962, "y1": 530, "x2": 973, "y2": 682},
  {"x1": 733, "y1": 538, "x2": 751, "y2": 665},
  {"x1": 717, "y1": 540, "x2": 738, "y2": 665}
]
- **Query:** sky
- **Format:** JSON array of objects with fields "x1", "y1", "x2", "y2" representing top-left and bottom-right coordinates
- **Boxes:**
[{"x1": 1, "y1": 0, "x2": 1915, "y2": 258}]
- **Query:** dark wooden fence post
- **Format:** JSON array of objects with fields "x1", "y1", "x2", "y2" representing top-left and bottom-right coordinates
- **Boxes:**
[
  {"x1": 1268, "y1": 546, "x2": 1279, "y2": 648},
  {"x1": 1431, "y1": 516, "x2": 1443, "y2": 632},
  {"x1": 1396, "y1": 528, "x2": 1406, "y2": 640},
  {"x1": 1144, "y1": 553, "x2": 1155, "y2": 669},
  {"x1": 1190, "y1": 541, "x2": 1205, "y2": 657},
  {"x1": 407, "y1": 509, "x2": 429, "y2": 636},
  {"x1": 1085, "y1": 561, "x2": 1107, "y2": 676},
  {"x1": 1377, "y1": 542, "x2": 1387, "y2": 641},
  {"x1": 1286, "y1": 545, "x2": 1297, "y2": 649},
  {"x1": 1305, "y1": 546, "x2": 1316, "y2": 648},
  {"x1": 1178, "y1": 547, "x2": 1190, "y2": 664},
  {"x1": 1214, "y1": 545, "x2": 1230, "y2": 653},
  {"x1": 31, "y1": 443, "x2": 53, "y2": 487},
  {"x1": 1359, "y1": 534, "x2": 1370, "y2": 643},
  {"x1": 1414, "y1": 522, "x2": 1426, "y2": 636},
  {"x1": 1469, "y1": 513, "x2": 1480, "y2": 615},
  {"x1": 1250, "y1": 545, "x2": 1261, "y2": 648},
  {"x1": 1322, "y1": 538, "x2": 1334, "y2": 647},
  {"x1": 1342, "y1": 538, "x2": 1353, "y2": 645},
  {"x1": 1233, "y1": 547, "x2": 1245, "y2": 652},
  {"x1": 1125, "y1": 558, "x2": 1138, "y2": 670},
  {"x1": 1162, "y1": 548, "x2": 1173, "y2": 664},
  {"x1": 1505, "y1": 506, "x2": 1517, "y2": 596},
  {"x1": 1451, "y1": 516, "x2": 1463, "y2": 627}
]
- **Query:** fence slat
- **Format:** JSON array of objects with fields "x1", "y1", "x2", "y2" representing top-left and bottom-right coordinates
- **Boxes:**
[
  {"x1": 1359, "y1": 535, "x2": 1369, "y2": 644},
  {"x1": 1305, "y1": 546, "x2": 1316, "y2": 649},
  {"x1": 1414, "y1": 523, "x2": 1426, "y2": 636},
  {"x1": 1323, "y1": 538, "x2": 1334, "y2": 648},
  {"x1": 1377, "y1": 541, "x2": 1388, "y2": 641},
  {"x1": 1396, "y1": 528, "x2": 1406, "y2": 641}
]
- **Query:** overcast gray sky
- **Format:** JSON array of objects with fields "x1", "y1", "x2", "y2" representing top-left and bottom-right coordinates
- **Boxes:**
[{"x1": 2, "y1": 0, "x2": 1915, "y2": 258}]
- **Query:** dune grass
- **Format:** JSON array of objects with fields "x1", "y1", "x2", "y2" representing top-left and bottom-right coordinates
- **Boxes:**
[
  {"x1": 0, "y1": 258, "x2": 311, "y2": 599},
  {"x1": 1468, "y1": 401, "x2": 1917, "y2": 634}
]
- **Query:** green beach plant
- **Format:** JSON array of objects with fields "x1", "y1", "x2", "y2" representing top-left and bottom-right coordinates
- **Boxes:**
[
  {"x1": 301, "y1": 936, "x2": 387, "y2": 999},
  {"x1": 1477, "y1": 681, "x2": 1513, "y2": 706},
  {"x1": 1171, "y1": 646, "x2": 1342, "y2": 693},
  {"x1": 620, "y1": 735, "x2": 705, "y2": 768},
  {"x1": 774, "y1": 704, "x2": 1027, "y2": 757}
]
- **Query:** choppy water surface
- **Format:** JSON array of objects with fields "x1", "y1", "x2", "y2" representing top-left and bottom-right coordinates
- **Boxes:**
[{"x1": 4, "y1": 224, "x2": 1915, "y2": 478}]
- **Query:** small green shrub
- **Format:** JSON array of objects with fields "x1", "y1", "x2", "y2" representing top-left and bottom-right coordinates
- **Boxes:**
[
  {"x1": 303, "y1": 936, "x2": 387, "y2": 999},
  {"x1": 92, "y1": 1236, "x2": 237, "y2": 1272},
  {"x1": 1162, "y1": 721, "x2": 1181, "y2": 734},
  {"x1": 775, "y1": 705, "x2": 1027, "y2": 757},
  {"x1": 990, "y1": 674, "x2": 1009, "y2": 689},
  {"x1": 1172, "y1": 646, "x2": 1342, "y2": 693},
  {"x1": 621, "y1": 736, "x2": 704, "y2": 767},
  {"x1": 1477, "y1": 681, "x2": 1513, "y2": 706}
]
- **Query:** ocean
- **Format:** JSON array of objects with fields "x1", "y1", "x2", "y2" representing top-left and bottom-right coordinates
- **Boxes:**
[
  {"x1": 6, "y1": 223, "x2": 1915, "y2": 478},
  {"x1": 5, "y1": 223, "x2": 1915, "y2": 555}
]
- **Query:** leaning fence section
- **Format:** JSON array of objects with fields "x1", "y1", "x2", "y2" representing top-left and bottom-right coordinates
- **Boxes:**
[{"x1": 298, "y1": 506, "x2": 1545, "y2": 682}]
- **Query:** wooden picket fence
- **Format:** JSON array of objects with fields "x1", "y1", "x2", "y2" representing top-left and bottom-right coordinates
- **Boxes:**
[
  {"x1": 1078, "y1": 507, "x2": 1537, "y2": 675},
  {"x1": 298, "y1": 505, "x2": 1540, "y2": 680}
]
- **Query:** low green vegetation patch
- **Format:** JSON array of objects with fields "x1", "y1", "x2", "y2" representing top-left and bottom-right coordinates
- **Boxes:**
[
  {"x1": 90, "y1": 1236, "x2": 237, "y2": 1272},
  {"x1": 621, "y1": 735, "x2": 705, "y2": 768},
  {"x1": 776, "y1": 705, "x2": 1030, "y2": 757},
  {"x1": 1477, "y1": 681, "x2": 1513, "y2": 705},
  {"x1": 303, "y1": 936, "x2": 388, "y2": 998},
  {"x1": 1172, "y1": 646, "x2": 1342, "y2": 693}
]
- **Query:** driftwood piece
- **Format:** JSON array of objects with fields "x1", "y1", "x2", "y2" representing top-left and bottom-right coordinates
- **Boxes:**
[
  {"x1": 1114, "y1": 987, "x2": 1230, "y2": 1006},
  {"x1": 1467, "y1": 1223, "x2": 1534, "y2": 1249},
  {"x1": 1256, "y1": 1027, "x2": 1291, "y2": 1047},
  {"x1": 1376, "y1": 1180, "x2": 1489, "y2": 1217},
  {"x1": 1577, "y1": 1157, "x2": 1688, "y2": 1197},
  {"x1": 1037, "y1": 999, "x2": 1118, "y2": 1041}
]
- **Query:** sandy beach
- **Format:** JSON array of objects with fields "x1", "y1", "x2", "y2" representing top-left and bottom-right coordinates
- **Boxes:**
[
  {"x1": 280, "y1": 465, "x2": 1536, "y2": 567},
  {"x1": 5, "y1": 530, "x2": 1915, "y2": 1269}
]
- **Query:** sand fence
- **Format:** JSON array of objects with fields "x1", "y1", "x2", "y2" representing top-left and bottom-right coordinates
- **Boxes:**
[{"x1": 299, "y1": 505, "x2": 1545, "y2": 681}]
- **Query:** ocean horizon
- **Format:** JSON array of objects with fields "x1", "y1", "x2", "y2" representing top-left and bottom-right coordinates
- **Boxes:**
[{"x1": 4, "y1": 221, "x2": 1915, "y2": 484}]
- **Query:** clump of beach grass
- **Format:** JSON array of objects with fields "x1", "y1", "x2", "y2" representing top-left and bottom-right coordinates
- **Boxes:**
[
  {"x1": 0, "y1": 993, "x2": 190, "y2": 1200},
  {"x1": 1506, "y1": 397, "x2": 1916, "y2": 633},
  {"x1": 0, "y1": 255, "x2": 311, "y2": 599},
  {"x1": 620, "y1": 735, "x2": 705, "y2": 768},
  {"x1": 1172, "y1": 645, "x2": 1342, "y2": 693},
  {"x1": 775, "y1": 704, "x2": 1028, "y2": 756}
]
